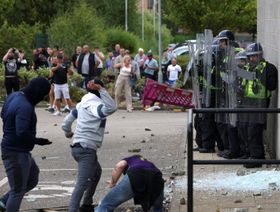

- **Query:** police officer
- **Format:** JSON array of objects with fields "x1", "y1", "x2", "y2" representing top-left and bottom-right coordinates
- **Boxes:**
[
  {"x1": 194, "y1": 38, "x2": 223, "y2": 153},
  {"x1": 213, "y1": 30, "x2": 237, "y2": 157},
  {"x1": 238, "y1": 43, "x2": 277, "y2": 168}
]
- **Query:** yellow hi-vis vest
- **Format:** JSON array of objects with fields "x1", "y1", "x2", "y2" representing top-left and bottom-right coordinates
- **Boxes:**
[{"x1": 244, "y1": 61, "x2": 271, "y2": 99}]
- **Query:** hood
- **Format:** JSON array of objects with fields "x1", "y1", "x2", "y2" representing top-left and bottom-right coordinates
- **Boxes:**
[
  {"x1": 76, "y1": 93, "x2": 103, "y2": 117},
  {"x1": 21, "y1": 77, "x2": 51, "y2": 105}
]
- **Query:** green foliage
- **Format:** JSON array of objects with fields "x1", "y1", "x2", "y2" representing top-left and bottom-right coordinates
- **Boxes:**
[
  {"x1": 140, "y1": 11, "x2": 173, "y2": 53},
  {"x1": 86, "y1": 0, "x2": 140, "y2": 33},
  {"x1": 104, "y1": 28, "x2": 141, "y2": 53},
  {"x1": 0, "y1": 0, "x2": 76, "y2": 27},
  {"x1": 172, "y1": 33, "x2": 195, "y2": 43},
  {"x1": 166, "y1": 0, "x2": 257, "y2": 35},
  {"x1": 0, "y1": 21, "x2": 42, "y2": 58},
  {"x1": 48, "y1": 0, "x2": 105, "y2": 56}
]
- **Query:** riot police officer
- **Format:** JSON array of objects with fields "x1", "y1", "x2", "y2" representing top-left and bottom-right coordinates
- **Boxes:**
[{"x1": 238, "y1": 43, "x2": 278, "y2": 168}]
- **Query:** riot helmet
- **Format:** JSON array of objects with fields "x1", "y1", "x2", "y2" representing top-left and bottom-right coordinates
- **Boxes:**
[
  {"x1": 245, "y1": 43, "x2": 263, "y2": 56},
  {"x1": 217, "y1": 30, "x2": 235, "y2": 41},
  {"x1": 235, "y1": 50, "x2": 247, "y2": 60}
]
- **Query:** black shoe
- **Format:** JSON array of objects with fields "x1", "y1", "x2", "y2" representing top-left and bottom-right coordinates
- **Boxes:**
[
  {"x1": 237, "y1": 154, "x2": 249, "y2": 159},
  {"x1": 79, "y1": 204, "x2": 95, "y2": 212},
  {"x1": 199, "y1": 148, "x2": 215, "y2": 153},
  {"x1": 243, "y1": 163, "x2": 262, "y2": 168},
  {"x1": 222, "y1": 152, "x2": 239, "y2": 159},
  {"x1": 217, "y1": 150, "x2": 225, "y2": 157},
  {"x1": 193, "y1": 147, "x2": 200, "y2": 151},
  {"x1": 217, "y1": 150, "x2": 229, "y2": 157}
]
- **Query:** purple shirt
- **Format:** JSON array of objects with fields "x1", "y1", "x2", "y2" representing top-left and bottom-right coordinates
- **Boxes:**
[{"x1": 123, "y1": 155, "x2": 160, "y2": 172}]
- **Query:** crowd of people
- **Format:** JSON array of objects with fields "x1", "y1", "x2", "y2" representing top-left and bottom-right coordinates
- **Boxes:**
[
  {"x1": 193, "y1": 29, "x2": 278, "y2": 169},
  {"x1": 2, "y1": 43, "x2": 182, "y2": 114}
]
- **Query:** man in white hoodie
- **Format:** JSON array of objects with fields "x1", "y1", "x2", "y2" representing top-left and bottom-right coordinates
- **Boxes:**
[{"x1": 62, "y1": 78, "x2": 117, "y2": 212}]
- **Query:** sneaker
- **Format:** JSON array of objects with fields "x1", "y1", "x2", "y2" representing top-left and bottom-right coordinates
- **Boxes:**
[
  {"x1": 48, "y1": 107, "x2": 55, "y2": 113},
  {"x1": 79, "y1": 204, "x2": 95, "y2": 212},
  {"x1": 62, "y1": 106, "x2": 71, "y2": 113},
  {"x1": 0, "y1": 200, "x2": 6, "y2": 211},
  {"x1": 53, "y1": 111, "x2": 61, "y2": 116}
]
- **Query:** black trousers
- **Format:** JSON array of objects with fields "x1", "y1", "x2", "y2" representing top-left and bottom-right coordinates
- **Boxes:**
[
  {"x1": 195, "y1": 113, "x2": 223, "y2": 150},
  {"x1": 227, "y1": 125, "x2": 247, "y2": 156},
  {"x1": 216, "y1": 122, "x2": 229, "y2": 150},
  {"x1": 238, "y1": 122, "x2": 265, "y2": 159},
  {"x1": 5, "y1": 77, "x2": 19, "y2": 95}
]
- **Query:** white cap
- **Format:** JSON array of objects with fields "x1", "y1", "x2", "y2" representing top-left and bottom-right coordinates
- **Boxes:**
[{"x1": 138, "y1": 48, "x2": 144, "y2": 52}]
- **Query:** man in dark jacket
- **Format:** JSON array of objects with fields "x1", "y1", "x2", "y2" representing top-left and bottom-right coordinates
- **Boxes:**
[
  {"x1": 0, "y1": 77, "x2": 51, "y2": 212},
  {"x1": 76, "y1": 45, "x2": 99, "y2": 89},
  {"x1": 95, "y1": 155, "x2": 164, "y2": 212}
]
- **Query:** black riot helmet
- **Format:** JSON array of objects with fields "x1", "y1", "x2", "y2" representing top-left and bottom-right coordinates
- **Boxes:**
[
  {"x1": 217, "y1": 30, "x2": 235, "y2": 41},
  {"x1": 245, "y1": 43, "x2": 263, "y2": 56}
]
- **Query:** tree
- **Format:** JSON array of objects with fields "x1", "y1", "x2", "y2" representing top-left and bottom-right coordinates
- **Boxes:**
[
  {"x1": 165, "y1": 0, "x2": 256, "y2": 35},
  {"x1": 86, "y1": 0, "x2": 140, "y2": 34},
  {"x1": 0, "y1": 21, "x2": 42, "y2": 58},
  {"x1": 0, "y1": 0, "x2": 76, "y2": 27},
  {"x1": 47, "y1": 0, "x2": 105, "y2": 56}
]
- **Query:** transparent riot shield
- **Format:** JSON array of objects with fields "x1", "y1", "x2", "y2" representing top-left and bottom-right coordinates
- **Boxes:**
[
  {"x1": 188, "y1": 33, "x2": 204, "y2": 108},
  {"x1": 224, "y1": 47, "x2": 238, "y2": 126},
  {"x1": 213, "y1": 39, "x2": 231, "y2": 124},
  {"x1": 202, "y1": 29, "x2": 213, "y2": 108}
]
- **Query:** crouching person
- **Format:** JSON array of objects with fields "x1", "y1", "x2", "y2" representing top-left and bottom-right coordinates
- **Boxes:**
[
  {"x1": 62, "y1": 78, "x2": 117, "y2": 212},
  {"x1": 95, "y1": 155, "x2": 164, "y2": 212}
]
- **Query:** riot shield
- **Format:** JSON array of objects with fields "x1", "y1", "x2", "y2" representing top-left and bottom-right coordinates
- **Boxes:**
[
  {"x1": 188, "y1": 33, "x2": 204, "y2": 108},
  {"x1": 213, "y1": 39, "x2": 232, "y2": 124},
  {"x1": 202, "y1": 29, "x2": 213, "y2": 108},
  {"x1": 224, "y1": 47, "x2": 238, "y2": 126}
]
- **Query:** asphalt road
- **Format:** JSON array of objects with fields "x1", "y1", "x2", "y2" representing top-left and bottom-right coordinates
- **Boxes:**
[{"x1": 0, "y1": 108, "x2": 188, "y2": 211}]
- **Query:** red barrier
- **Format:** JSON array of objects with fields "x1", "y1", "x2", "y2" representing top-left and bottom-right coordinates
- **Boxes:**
[{"x1": 142, "y1": 79, "x2": 193, "y2": 107}]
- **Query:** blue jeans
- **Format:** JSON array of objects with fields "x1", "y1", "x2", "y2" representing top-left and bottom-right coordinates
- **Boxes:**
[
  {"x1": 95, "y1": 174, "x2": 164, "y2": 212},
  {"x1": 0, "y1": 150, "x2": 39, "y2": 212},
  {"x1": 69, "y1": 146, "x2": 102, "y2": 212}
]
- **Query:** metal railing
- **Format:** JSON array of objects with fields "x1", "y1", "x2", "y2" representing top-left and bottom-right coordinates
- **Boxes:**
[{"x1": 187, "y1": 108, "x2": 280, "y2": 212}]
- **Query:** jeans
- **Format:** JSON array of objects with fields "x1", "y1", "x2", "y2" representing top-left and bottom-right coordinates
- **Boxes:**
[
  {"x1": 0, "y1": 150, "x2": 39, "y2": 212},
  {"x1": 95, "y1": 174, "x2": 164, "y2": 212},
  {"x1": 69, "y1": 146, "x2": 102, "y2": 212}
]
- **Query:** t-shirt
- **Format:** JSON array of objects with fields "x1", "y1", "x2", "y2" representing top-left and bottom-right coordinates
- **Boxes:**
[
  {"x1": 167, "y1": 64, "x2": 182, "y2": 80},
  {"x1": 120, "y1": 65, "x2": 132, "y2": 77},
  {"x1": 81, "y1": 53, "x2": 90, "y2": 75},
  {"x1": 53, "y1": 63, "x2": 69, "y2": 84},
  {"x1": 4, "y1": 59, "x2": 19, "y2": 77},
  {"x1": 144, "y1": 58, "x2": 158, "y2": 76},
  {"x1": 123, "y1": 155, "x2": 160, "y2": 172}
]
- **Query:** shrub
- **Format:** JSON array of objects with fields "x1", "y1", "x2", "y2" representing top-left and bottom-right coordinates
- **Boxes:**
[
  {"x1": 48, "y1": 0, "x2": 105, "y2": 56},
  {"x1": 104, "y1": 28, "x2": 141, "y2": 53}
]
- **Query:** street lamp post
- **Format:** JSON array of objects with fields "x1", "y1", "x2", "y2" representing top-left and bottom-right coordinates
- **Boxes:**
[
  {"x1": 157, "y1": 0, "x2": 162, "y2": 83},
  {"x1": 125, "y1": 0, "x2": 128, "y2": 31},
  {"x1": 142, "y1": 0, "x2": 144, "y2": 41}
]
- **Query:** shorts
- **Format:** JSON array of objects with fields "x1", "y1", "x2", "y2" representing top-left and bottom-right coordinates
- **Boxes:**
[{"x1": 54, "y1": 83, "x2": 70, "y2": 99}]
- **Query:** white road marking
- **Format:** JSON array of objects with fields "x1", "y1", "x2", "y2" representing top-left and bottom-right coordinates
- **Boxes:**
[
  {"x1": 0, "y1": 177, "x2": 8, "y2": 187},
  {"x1": 40, "y1": 167, "x2": 113, "y2": 172}
]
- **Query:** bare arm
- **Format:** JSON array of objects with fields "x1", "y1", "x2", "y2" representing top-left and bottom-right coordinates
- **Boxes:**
[
  {"x1": 3, "y1": 48, "x2": 13, "y2": 62},
  {"x1": 107, "y1": 160, "x2": 128, "y2": 188}
]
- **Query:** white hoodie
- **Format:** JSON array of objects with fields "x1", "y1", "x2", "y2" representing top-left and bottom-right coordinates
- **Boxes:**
[{"x1": 62, "y1": 88, "x2": 117, "y2": 150}]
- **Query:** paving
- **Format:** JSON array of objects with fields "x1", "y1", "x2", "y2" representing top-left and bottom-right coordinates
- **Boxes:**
[
  {"x1": 1, "y1": 108, "x2": 280, "y2": 212},
  {"x1": 171, "y1": 136, "x2": 280, "y2": 212},
  {"x1": 0, "y1": 108, "x2": 188, "y2": 211}
]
